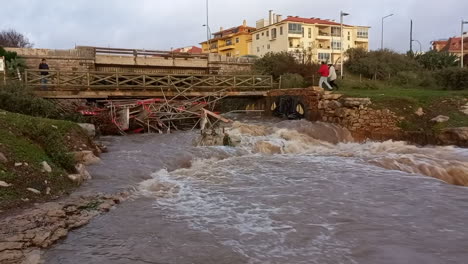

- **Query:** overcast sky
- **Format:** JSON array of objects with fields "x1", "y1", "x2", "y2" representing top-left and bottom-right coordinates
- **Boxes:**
[{"x1": 1, "y1": 0, "x2": 467, "y2": 52}]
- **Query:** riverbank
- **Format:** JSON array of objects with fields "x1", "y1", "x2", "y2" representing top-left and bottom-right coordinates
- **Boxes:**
[{"x1": 0, "y1": 110, "x2": 98, "y2": 210}]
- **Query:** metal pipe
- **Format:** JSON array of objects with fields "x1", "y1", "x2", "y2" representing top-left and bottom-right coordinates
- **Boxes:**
[{"x1": 340, "y1": 11, "x2": 349, "y2": 79}]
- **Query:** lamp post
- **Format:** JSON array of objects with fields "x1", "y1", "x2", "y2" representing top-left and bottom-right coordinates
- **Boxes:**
[
  {"x1": 411, "y1": 40, "x2": 422, "y2": 53},
  {"x1": 461, "y1": 20, "x2": 468, "y2": 68},
  {"x1": 381, "y1": 14, "x2": 394, "y2": 50},
  {"x1": 340, "y1": 11, "x2": 349, "y2": 79},
  {"x1": 202, "y1": 24, "x2": 212, "y2": 53}
]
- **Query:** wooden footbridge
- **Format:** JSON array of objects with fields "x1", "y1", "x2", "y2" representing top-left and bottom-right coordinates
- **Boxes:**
[{"x1": 25, "y1": 70, "x2": 274, "y2": 98}]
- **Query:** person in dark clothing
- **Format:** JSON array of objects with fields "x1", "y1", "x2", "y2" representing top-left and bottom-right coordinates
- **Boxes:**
[{"x1": 38, "y1": 59, "x2": 49, "y2": 90}]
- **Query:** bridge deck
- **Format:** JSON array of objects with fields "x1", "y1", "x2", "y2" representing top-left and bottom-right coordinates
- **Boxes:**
[{"x1": 25, "y1": 70, "x2": 273, "y2": 98}]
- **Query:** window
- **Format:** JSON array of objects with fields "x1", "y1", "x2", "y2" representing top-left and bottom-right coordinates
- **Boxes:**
[
  {"x1": 236, "y1": 37, "x2": 239, "y2": 43},
  {"x1": 267, "y1": 44, "x2": 270, "y2": 49},
  {"x1": 256, "y1": 34, "x2": 259, "y2": 40},
  {"x1": 262, "y1": 32, "x2": 264, "y2": 36},
  {"x1": 226, "y1": 39, "x2": 232, "y2": 46},
  {"x1": 266, "y1": 30, "x2": 269, "y2": 37},
  {"x1": 257, "y1": 47, "x2": 260, "y2": 52},
  {"x1": 318, "y1": 53, "x2": 331, "y2": 62},
  {"x1": 331, "y1": 27, "x2": 341, "y2": 37},
  {"x1": 288, "y1": 23, "x2": 302, "y2": 34},
  {"x1": 280, "y1": 26, "x2": 283, "y2": 35},
  {"x1": 271, "y1": 28, "x2": 277, "y2": 39},
  {"x1": 308, "y1": 28, "x2": 312, "y2": 38},
  {"x1": 302, "y1": 27, "x2": 304, "y2": 37},
  {"x1": 332, "y1": 41, "x2": 341, "y2": 50},
  {"x1": 357, "y1": 28, "x2": 368, "y2": 39},
  {"x1": 348, "y1": 36, "x2": 350, "y2": 41}
]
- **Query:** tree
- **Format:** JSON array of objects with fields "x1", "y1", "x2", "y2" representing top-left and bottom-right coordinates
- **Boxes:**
[
  {"x1": 414, "y1": 50, "x2": 459, "y2": 71},
  {"x1": 0, "y1": 29, "x2": 33, "y2": 48},
  {"x1": 253, "y1": 51, "x2": 319, "y2": 82}
]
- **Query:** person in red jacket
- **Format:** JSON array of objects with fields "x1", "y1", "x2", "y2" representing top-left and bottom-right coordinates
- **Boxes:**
[{"x1": 317, "y1": 61, "x2": 332, "y2": 90}]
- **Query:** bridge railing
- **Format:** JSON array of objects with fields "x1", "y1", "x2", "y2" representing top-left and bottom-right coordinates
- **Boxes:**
[{"x1": 24, "y1": 70, "x2": 273, "y2": 91}]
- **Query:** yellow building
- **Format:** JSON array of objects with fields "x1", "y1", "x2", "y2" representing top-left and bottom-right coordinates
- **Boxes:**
[
  {"x1": 201, "y1": 20, "x2": 256, "y2": 57},
  {"x1": 252, "y1": 11, "x2": 370, "y2": 63}
]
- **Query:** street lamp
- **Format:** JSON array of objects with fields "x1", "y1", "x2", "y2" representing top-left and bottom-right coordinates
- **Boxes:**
[
  {"x1": 412, "y1": 39, "x2": 422, "y2": 53},
  {"x1": 461, "y1": 20, "x2": 468, "y2": 68},
  {"x1": 340, "y1": 11, "x2": 349, "y2": 79},
  {"x1": 381, "y1": 14, "x2": 394, "y2": 50},
  {"x1": 202, "y1": 24, "x2": 212, "y2": 53}
]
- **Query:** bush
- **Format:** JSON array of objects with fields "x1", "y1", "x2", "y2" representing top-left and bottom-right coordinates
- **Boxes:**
[
  {"x1": 345, "y1": 48, "x2": 421, "y2": 80},
  {"x1": 280, "y1": 73, "x2": 306, "y2": 88},
  {"x1": 253, "y1": 51, "x2": 319, "y2": 82},
  {"x1": 0, "y1": 82, "x2": 84, "y2": 121},
  {"x1": 435, "y1": 67, "x2": 468, "y2": 90},
  {"x1": 414, "y1": 50, "x2": 459, "y2": 71}
]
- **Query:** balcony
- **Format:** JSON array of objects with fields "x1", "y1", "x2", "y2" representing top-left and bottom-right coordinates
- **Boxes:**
[
  {"x1": 218, "y1": 43, "x2": 235, "y2": 51},
  {"x1": 317, "y1": 31, "x2": 331, "y2": 40},
  {"x1": 356, "y1": 37, "x2": 369, "y2": 42}
]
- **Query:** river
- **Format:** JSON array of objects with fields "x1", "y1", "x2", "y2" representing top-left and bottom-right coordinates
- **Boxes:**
[{"x1": 44, "y1": 118, "x2": 468, "y2": 264}]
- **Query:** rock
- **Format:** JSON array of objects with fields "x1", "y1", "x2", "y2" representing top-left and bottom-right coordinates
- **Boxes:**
[
  {"x1": 75, "y1": 164, "x2": 91, "y2": 180},
  {"x1": 322, "y1": 93, "x2": 343, "y2": 100},
  {"x1": 51, "y1": 125, "x2": 58, "y2": 129},
  {"x1": 343, "y1": 97, "x2": 372, "y2": 107},
  {"x1": 72, "y1": 151, "x2": 101, "y2": 165},
  {"x1": 415, "y1": 107, "x2": 425, "y2": 116},
  {"x1": 15, "y1": 162, "x2": 23, "y2": 167},
  {"x1": 310, "y1": 86, "x2": 324, "y2": 92},
  {"x1": 41, "y1": 161, "x2": 52, "y2": 173},
  {"x1": 46, "y1": 187, "x2": 51, "y2": 195},
  {"x1": 326, "y1": 100, "x2": 342, "y2": 110},
  {"x1": 0, "y1": 181, "x2": 12, "y2": 187},
  {"x1": 78, "y1": 123, "x2": 96, "y2": 138},
  {"x1": 0, "y1": 241, "x2": 24, "y2": 251},
  {"x1": 431, "y1": 115, "x2": 450, "y2": 123},
  {"x1": 0, "y1": 152, "x2": 7, "y2": 163},
  {"x1": 0, "y1": 250, "x2": 23, "y2": 262},
  {"x1": 438, "y1": 127, "x2": 468, "y2": 147},
  {"x1": 460, "y1": 103, "x2": 468, "y2": 115},
  {"x1": 67, "y1": 174, "x2": 82, "y2": 183},
  {"x1": 26, "y1": 188, "x2": 41, "y2": 194},
  {"x1": 22, "y1": 249, "x2": 42, "y2": 264}
]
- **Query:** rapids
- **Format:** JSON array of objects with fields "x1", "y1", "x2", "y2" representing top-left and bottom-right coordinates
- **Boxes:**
[{"x1": 44, "y1": 118, "x2": 468, "y2": 264}]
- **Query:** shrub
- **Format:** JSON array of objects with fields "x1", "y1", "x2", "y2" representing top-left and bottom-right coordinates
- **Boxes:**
[
  {"x1": 253, "y1": 51, "x2": 319, "y2": 82},
  {"x1": 435, "y1": 67, "x2": 468, "y2": 90},
  {"x1": 414, "y1": 50, "x2": 459, "y2": 71},
  {"x1": 0, "y1": 82, "x2": 84, "y2": 121},
  {"x1": 280, "y1": 73, "x2": 306, "y2": 88},
  {"x1": 345, "y1": 48, "x2": 421, "y2": 80}
]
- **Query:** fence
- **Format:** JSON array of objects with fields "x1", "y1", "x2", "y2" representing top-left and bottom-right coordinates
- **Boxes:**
[{"x1": 25, "y1": 70, "x2": 273, "y2": 91}]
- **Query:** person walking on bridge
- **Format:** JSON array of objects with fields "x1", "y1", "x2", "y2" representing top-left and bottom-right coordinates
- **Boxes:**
[
  {"x1": 318, "y1": 61, "x2": 332, "y2": 90},
  {"x1": 38, "y1": 58, "x2": 49, "y2": 90}
]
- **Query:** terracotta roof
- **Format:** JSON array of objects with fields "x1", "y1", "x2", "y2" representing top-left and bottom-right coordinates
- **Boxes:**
[
  {"x1": 283, "y1": 16, "x2": 342, "y2": 26},
  {"x1": 441, "y1": 36, "x2": 468, "y2": 52},
  {"x1": 212, "y1": 25, "x2": 256, "y2": 35},
  {"x1": 173, "y1": 46, "x2": 203, "y2": 54}
]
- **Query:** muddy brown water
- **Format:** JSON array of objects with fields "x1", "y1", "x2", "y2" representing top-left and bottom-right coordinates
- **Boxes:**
[{"x1": 44, "y1": 118, "x2": 468, "y2": 264}]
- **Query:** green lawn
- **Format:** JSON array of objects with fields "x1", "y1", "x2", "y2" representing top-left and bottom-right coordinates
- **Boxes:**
[{"x1": 335, "y1": 78, "x2": 468, "y2": 130}]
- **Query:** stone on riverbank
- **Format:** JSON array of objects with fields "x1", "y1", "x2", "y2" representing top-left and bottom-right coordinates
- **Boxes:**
[
  {"x1": 41, "y1": 161, "x2": 52, "y2": 173},
  {"x1": 73, "y1": 150, "x2": 101, "y2": 166},
  {"x1": 78, "y1": 123, "x2": 96, "y2": 138},
  {"x1": 0, "y1": 152, "x2": 7, "y2": 163},
  {"x1": 431, "y1": 115, "x2": 450, "y2": 123},
  {"x1": 0, "y1": 192, "x2": 130, "y2": 263}
]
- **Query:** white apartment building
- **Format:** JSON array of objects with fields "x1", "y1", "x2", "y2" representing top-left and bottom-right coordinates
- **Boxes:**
[{"x1": 252, "y1": 11, "x2": 370, "y2": 63}]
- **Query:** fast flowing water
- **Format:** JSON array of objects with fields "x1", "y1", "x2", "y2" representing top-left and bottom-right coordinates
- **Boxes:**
[{"x1": 44, "y1": 118, "x2": 468, "y2": 264}]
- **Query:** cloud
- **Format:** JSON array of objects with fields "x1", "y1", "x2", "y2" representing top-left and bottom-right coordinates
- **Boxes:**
[{"x1": 1, "y1": 0, "x2": 467, "y2": 52}]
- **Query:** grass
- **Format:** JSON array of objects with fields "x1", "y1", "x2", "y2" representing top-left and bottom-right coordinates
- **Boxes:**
[
  {"x1": 336, "y1": 77, "x2": 468, "y2": 131},
  {"x1": 0, "y1": 110, "x2": 91, "y2": 210}
]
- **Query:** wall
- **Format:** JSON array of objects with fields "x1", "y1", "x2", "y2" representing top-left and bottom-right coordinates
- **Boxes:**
[
  {"x1": 5, "y1": 47, "x2": 95, "y2": 71},
  {"x1": 265, "y1": 88, "x2": 401, "y2": 141}
]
